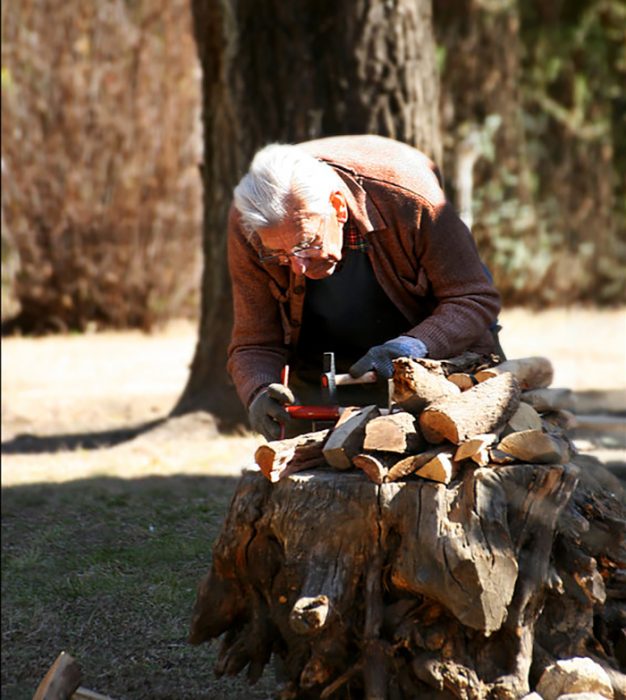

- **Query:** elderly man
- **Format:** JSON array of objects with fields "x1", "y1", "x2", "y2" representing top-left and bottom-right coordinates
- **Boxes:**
[{"x1": 227, "y1": 135, "x2": 501, "y2": 439}]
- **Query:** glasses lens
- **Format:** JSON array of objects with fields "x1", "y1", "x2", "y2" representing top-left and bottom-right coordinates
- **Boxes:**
[
  {"x1": 257, "y1": 214, "x2": 327, "y2": 263},
  {"x1": 293, "y1": 244, "x2": 322, "y2": 259}
]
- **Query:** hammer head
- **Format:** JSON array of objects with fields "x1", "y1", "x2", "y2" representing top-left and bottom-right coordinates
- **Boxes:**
[
  {"x1": 321, "y1": 352, "x2": 337, "y2": 404},
  {"x1": 321, "y1": 351, "x2": 390, "y2": 409}
]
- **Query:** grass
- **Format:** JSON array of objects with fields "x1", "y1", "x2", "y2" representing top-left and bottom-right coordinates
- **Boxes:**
[{"x1": 1, "y1": 473, "x2": 277, "y2": 699}]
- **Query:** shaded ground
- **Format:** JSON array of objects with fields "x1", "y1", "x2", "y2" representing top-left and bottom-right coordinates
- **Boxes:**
[{"x1": 1, "y1": 308, "x2": 625, "y2": 699}]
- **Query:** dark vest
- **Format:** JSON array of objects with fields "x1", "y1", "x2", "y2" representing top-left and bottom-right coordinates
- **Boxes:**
[{"x1": 296, "y1": 249, "x2": 409, "y2": 379}]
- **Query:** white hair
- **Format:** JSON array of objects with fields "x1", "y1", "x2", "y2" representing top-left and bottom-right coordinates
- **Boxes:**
[{"x1": 233, "y1": 143, "x2": 344, "y2": 234}]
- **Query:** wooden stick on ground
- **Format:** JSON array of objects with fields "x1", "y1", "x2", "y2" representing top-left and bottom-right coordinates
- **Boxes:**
[{"x1": 33, "y1": 652, "x2": 82, "y2": 700}]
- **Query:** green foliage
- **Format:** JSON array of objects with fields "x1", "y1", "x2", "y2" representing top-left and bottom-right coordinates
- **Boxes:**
[
  {"x1": 436, "y1": 0, "x2": 626, "y2": 306},
  {"x1": 518, "y1": 0, "x2": 626, "y2": 303}
]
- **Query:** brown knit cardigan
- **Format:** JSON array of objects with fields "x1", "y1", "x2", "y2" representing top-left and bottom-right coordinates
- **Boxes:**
[{"x1": 227, "y1": 135, "x2": 501, "y2": 407}]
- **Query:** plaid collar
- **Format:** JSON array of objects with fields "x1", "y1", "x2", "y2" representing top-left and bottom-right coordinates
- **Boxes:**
[{"x1": 342, "y1": 215, "x2": 369, "y2": 252}]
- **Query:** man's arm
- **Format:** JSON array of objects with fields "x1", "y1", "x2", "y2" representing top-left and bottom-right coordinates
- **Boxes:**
[
  {"x1": 227, "y1": 206, "x2": 289, "y2": 407},
  {"x1": 403, "y1": 201, "x2": 501, "y2": 359}
]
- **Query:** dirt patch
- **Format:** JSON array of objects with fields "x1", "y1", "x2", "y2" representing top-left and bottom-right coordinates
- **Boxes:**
[{"x1": 2, "y1": 319, "x2": 264, "y2": 487}]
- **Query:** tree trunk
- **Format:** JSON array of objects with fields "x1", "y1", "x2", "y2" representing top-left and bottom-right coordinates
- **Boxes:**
[
  {"x1": 175, "y1": 0, "x2": 441, "y2": 426},
  {"x1": 189, "y1": 459, "x2": 625, "y2": 698},
  {"x1": 434, "y1": 0, "x2": 536, "y2": 302},
  {"x1": 435, "y1": 0, "x2": 531, "y2": 204}
]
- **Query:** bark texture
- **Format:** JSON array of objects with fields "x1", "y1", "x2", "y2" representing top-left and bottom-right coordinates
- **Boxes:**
[
  {"x1": 177, "y1": 0, "x2": 441, "y2": 424},
  {"x1": 419, "y1": 373, "x2": 521, "y2": 444},
  {"x1": 475, "y1": 356, "x2": 554, "y2": 391},
  {"x1": 190, "y1": 459, "x2": 625, "y2": 699}
]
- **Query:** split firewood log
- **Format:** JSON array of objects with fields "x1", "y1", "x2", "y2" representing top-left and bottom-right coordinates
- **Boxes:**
[
  {"x1": 415, "y1": 448, "x2": 459, "y2": 484},
  {"x1": 447, "y1": 372, "x2": 475, "y2": 391},
  {"x1": 521, "y1": 387, "x2": 576, "y2": 412},
  {"x1": 542, "y1": 410, "x2": 578, "y2": 431},
  {"x1": 255, "y1": 430, "x2": 329, "y2": 482},
  {"x1": 363, "y1": 411, "x2": 424, "y2": 453},
  {"x1": 475, "y1": 356, "x2": 554, "y2": 390},
  {"x1": 497, "y1": 429, "x2": 570, "y2": 464},
  {"x1": 503, "y1": 401, "x2": 543, "y2": 435},
  {"x1": 322, "y1": 405, "x2": 380, "y2": 470},
  {"x1": 454, "y1": 433, "x2": 497, "y2": 466},
  {"x1": 352, "y1": 453, "x2": 392, "y2": 484},
  {"x1": 383, "y1": 448, "x2": 443, "y2": 482},
  {"x1": 391, "y1": 358, "x2": 459, "y2": 413},
  {"x1": 335, "y1": 405, "x2": 366, "y2": 427},
  {"x1": 412, "y1": 351, "x2": 494, "y2": 376},
  {"x1": 419, "y1": 373, "x2": 521, "y2": 444},
  {"x1": 489, "y1": 448, "x2": 517, "y2": 465}
]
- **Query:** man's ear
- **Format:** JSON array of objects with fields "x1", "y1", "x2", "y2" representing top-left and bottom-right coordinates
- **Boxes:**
[{"x1": 329, "y1": 191, "x2": 348, "y2": 224}]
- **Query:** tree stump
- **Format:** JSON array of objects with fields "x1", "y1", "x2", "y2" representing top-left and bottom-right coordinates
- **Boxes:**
[{"x1": 189, "y1": 460, "x2": 626, "y2": 699}]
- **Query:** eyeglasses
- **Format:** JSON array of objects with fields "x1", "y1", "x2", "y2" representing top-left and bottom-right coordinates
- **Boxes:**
[
  {"x1": 257, "y1": 215, "x2": 327, "y2": 264},
  {"x1": 258, "y1": 240, "x2": 323, "y2": 264}
]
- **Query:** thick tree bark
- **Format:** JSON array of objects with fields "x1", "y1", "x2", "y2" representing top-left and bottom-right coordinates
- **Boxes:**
[
  {"x1": 175, "y1": 0, "x2": 441, "y2": 426},
  {"x1": 189, "y1": 459, "x2": 625, "y2": 698}
]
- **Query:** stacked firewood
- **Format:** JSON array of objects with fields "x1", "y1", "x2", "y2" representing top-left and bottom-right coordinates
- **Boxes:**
[
  {"x1": 254, "y1": 352, "x2": 578, "y2": 485},
  {"x1": 192, "y1": 352, "x2": 625, "y2": 699}
]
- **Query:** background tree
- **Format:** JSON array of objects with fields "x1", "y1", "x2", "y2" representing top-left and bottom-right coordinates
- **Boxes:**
[
  {"x1": 434, "y1": 0, "x2": 626, "y2": 305},
  {"x1": 2, "y1": 0, "x2": 623, "y2": 423},
  {"x1": 1, "y1": 0, "x2": 202, "y2": 332},
  {"x1": 175, "y1": 0, "x2": 441, "y2": 425}
]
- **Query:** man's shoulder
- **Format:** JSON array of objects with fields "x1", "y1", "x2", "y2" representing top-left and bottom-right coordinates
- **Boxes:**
[{"x1": 298, "y1": 135, "x2": 444, "y2": 203}]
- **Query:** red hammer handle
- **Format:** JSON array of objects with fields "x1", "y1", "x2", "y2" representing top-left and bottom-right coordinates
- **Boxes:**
[{"x1": 285, "y1": 405, "x2": 341, "y2": 421}]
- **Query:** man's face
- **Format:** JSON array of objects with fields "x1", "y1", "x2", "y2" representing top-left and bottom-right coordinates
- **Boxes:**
[{"x1": 256, "y1": 192, "x2": 347, "y2": 279}]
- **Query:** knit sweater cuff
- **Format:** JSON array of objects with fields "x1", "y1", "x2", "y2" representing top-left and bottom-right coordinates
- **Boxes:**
[{"x1": 242, "y1": 372, "x2": 283, "y2": 409}]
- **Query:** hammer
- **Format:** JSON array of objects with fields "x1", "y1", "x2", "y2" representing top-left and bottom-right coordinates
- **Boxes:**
[
  {"x1": 320, "y1": 351, "x2": 377, "y2": 404},
  {"x1": 279, "y1": 353, "x2": 378, "y2": 436}
]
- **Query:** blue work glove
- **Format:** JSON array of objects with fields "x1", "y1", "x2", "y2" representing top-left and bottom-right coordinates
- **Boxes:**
[
  {"x1": 248, "y1": 383, "x2": 295, "y2": 440},
  {"x1": 349, "y1": 336, "x2": 428, "y2": 380}
]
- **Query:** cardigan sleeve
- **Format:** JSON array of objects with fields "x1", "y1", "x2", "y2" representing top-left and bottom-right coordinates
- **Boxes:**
[
  {"x1": 226, "y1": 206, "x2": 289, "y2": 406},
  {"x1": 403, "y1": 201, "x2": 501, "y2": 358}
]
